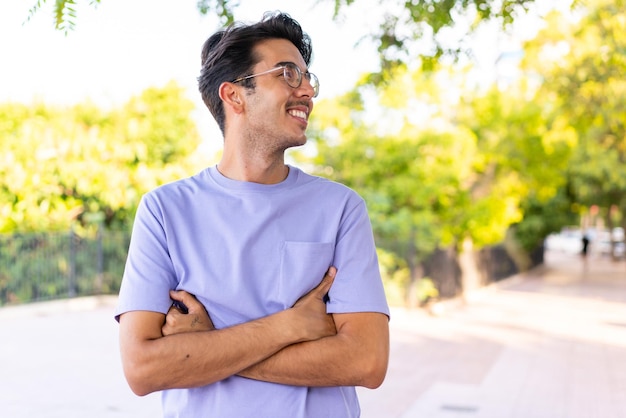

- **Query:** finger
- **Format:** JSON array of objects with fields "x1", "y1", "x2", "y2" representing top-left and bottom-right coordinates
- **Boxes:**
[
  {"x1": 162, "y1": 309, "x2": 180, "y2": 335},
  {"x1": 162, "y1": 316, "x2": 177, "y2": 336},
  {"x1": 170, "y1": 290, "x2": 206, "y2": 315},
  {"x1": 169, "y1": 289, "x2": 191, "y2": 301},
  {"x1": 172, "y1": 300, "x2": 189, "y2": 314}
]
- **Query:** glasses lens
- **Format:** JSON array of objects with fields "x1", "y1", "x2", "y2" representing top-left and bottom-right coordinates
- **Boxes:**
[
  {"x1": 283, "y1": 63, "x2": 319, "y2": 97},
  {"x1": 307, "y1": 73, "x2": 320, "y2": 97},
  {"x1": 283, "y1": 64, "x2": 300, "y2": 88}
]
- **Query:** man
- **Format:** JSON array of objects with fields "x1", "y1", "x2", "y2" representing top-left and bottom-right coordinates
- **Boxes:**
[{"x1": 116, "y1": 11, "x2": 390, "y2": 418}]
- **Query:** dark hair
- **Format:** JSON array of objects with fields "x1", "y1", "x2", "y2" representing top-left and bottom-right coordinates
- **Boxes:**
[{"x1": 198, "y1": 11, "x2": 313, "y2": 134}]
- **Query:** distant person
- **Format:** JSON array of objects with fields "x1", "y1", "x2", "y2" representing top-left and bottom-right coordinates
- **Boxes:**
[
  {"x1": 114, "y1": 11, "x2": 390, "y2": 418},
  {"x1": 582, "y1": 232, "x2": 590, "y2": 256}
]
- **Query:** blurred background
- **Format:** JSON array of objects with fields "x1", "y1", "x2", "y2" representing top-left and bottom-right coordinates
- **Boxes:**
[
  {"x1": 1, "y1": 1, "x2": 625, "y2": 417},
  {"x1": 1, "y1": 0, "x2": 624, "y2": 308}
]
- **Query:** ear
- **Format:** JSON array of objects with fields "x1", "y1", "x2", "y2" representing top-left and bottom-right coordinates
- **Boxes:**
[{"x1": 219, "y1": 82, "x2": 244, "y2": 113}]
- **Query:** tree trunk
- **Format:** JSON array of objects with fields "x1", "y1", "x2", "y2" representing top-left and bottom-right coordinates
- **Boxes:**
[
  {"x1": 404, "y1": 258, "x2": 424, "y2": 308},
  {"x1": 458, "y1": 237, "x2": 482, "y2": 299},
  {"x1": 404, "y1": 233, "x2": 424, "y2": 308}
]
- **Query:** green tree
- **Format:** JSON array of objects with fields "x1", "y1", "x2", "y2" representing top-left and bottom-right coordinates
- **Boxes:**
[
  {"x1": 26, "y1": 0, "x2": 101, "y2": 33},
  {"x1": 0, "y1": 81, "x2": 205, "y2": 232},
  {"x1": 522, "y1": 0, "x2": 626, "y2": 247},
  {"x1": 458, "y1": 84, "x2": 577, "y2": 262},
  {"x1": 303, "y1": 42, "x2": 585, "y2": 302},
  {"x1": 305, "y1": 64, "x2": 520, "y2": 304}
]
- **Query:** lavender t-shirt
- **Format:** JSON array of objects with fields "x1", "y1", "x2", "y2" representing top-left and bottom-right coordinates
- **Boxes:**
[{"x1": 116, "y1": 165, "x2": 389, "y2": 418}]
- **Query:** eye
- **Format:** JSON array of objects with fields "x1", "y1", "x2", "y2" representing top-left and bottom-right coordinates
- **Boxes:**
[{"x1": 283, "y1": 65, "x2": 298, "y2": 82}]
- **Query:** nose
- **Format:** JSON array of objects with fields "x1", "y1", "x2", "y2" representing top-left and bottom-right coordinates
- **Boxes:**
[{"x1": 296, "y1": 77, "x2": 317, "y2": 98}]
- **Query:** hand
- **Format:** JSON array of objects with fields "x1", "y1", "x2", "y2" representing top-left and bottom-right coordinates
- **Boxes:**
[
  {"x1": 291, "y1": 266, "x2": 337, "y2": 342},
  {"x1": 162, "y1": 290, "x2": 214, "y2": 336}
]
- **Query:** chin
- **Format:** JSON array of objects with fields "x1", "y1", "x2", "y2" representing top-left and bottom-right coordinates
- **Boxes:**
[{"x1": 287, "y1": 134, "x2": 308, "y2": 148}]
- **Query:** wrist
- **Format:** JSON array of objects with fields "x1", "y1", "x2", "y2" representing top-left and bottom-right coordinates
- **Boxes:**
[{"x1": 274, "y1": 308, "x2": 306, "y2": 344}]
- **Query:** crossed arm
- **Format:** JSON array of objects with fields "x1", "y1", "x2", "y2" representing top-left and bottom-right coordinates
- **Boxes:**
[{"x1": 118, "y1": 267, "x2": 390, "y2": 396}]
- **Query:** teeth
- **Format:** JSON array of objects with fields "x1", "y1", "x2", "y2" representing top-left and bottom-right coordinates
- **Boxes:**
[{"x1": 288, "y1": 109, "x2": 307, "y2": 119}]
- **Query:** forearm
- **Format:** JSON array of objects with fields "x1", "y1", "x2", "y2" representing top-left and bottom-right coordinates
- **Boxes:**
[
  {"x1": 134, "y1": 268, "x2": 343, "y2": 393},
  {"x1": 238, "y1": 312, "x2": 389, "y2": 389},
  {"x1": 120, "y1": 309, "x2": 301, "y2": 396},
  {"x1": 239, "y1": 334, "x2": 365, "y2": 386}
]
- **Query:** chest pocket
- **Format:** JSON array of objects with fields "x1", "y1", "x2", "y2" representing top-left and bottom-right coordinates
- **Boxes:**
[{"x1": 279, "y1": 241, "x2": 334, "y2": 307}]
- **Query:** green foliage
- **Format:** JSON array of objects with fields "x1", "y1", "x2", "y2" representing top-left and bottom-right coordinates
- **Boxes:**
[
  {"x1": 352, "y1": 0, "x2": 542, "y2": 70},
  {"x1": 17, "y1": 0, "x2": 626, "y2": 307},
  {"x1": 0, "y1": 81, "x2": 204, "y2": 233},
  {"x1": 196, "y1": 0, "x2": 236, "y2": 25},
  {"x1": 302, "y1": 7, "x2": 619, "y2": 299},
  {"x1": 522, "y1": 0, "x2": 626, "y2": 229},
  {"x1": 376, "y1": 248, "x2": 409, "y2": 306},
  {"x1": 310, "y1": 64, "x2": 534, "y2": 257},
  {"x1": 117, "y1": 82, "x2": 200, "y2": 165},
  {"x1": 458, "y1": 83, "x2": 577, "y2": 251},
  {"x1": 0, "y1": 229, "x2": 129, "y2": 305},
  {"x1": 0, "y1": 82, "x2": 202, "y2": 303},
  {"x1": 30, "y1": 0, "x2": 570, "y2": 71},
  {"x1": 376, "y1": 247, "x2": 438, "y2": 306},
  {"x1": 514, "y1": 189, "x2": 578, "y2": 251},
  {"x1": 306, "y1": 64, "x2": 527, "y2": 304},
  {"x1": 26, "y1": 0, "x2": 101, "y2": 33}
]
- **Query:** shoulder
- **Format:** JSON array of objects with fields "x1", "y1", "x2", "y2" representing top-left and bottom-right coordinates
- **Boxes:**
[
  {"x1": 292, "y1": 166, "x2": 363, "y2": 202},
  {"x1": 144, "y1": 169, "x2": 208, "y2": 201},
  {"x1": 138, "y1": 169, "x2": 210, "y2": 216}
]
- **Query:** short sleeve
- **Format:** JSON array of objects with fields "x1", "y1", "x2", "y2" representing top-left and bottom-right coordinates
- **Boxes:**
[
  {"x1": 114, "y1": 194, "x2": 179, "y2": 321},
  {"x1": 327, "y1": 199, "x2": 390, "y2": 318}
]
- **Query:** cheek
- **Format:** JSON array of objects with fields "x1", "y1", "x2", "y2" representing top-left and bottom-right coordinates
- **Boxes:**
[{"x1": 246, "y1": 91, "x2": 289, "y2": 122}]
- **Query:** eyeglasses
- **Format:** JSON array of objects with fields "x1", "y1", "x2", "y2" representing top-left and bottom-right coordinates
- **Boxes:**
[{"x1": 232, "y1": 62, "x2": 319, "y2": 98}]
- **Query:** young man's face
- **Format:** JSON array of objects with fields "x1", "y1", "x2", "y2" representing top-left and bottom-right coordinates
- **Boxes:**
[{"x1": 239, "y1": 38, "x2": 316, "y2": 152}]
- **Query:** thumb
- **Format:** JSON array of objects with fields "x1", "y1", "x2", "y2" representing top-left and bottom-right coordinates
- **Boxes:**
[
  {"x1": 169, "y1": 290, "x2": 203, "y2": 314},
  {"x1": 316, "y1": 266, "x2": 336, "y2": 296}
]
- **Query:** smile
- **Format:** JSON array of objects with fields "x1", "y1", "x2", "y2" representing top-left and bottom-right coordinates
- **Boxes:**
[{"x1": 288, "y1": 109, "x2": 308, "y2": 120}]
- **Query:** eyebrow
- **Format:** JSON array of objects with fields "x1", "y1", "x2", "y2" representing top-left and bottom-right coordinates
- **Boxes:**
[{"x1": 275, "y1": 61, "x2": 310, "y2": 73}]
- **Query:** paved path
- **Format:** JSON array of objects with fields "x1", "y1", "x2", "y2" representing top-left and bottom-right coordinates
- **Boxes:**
[
  {"x1": 1, "y1": 251, "x2": 624, "y2": 417},
  {"x1": 358, "y1": 251, "x2": 626, "y2": 418}
]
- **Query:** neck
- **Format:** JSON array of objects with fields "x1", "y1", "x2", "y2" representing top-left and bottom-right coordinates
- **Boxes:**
[
  {"x1": 219, "y1": 124, "x2": 293, "y2": 184},
  {"x1": 217, "y1": 151, "x2": 289, "y2": 185}
]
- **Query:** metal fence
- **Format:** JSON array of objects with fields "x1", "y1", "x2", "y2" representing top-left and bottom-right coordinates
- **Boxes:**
[
  {"x1": 0, "y1": 228, "x2": 541, "y2": 307},
  {"x1": 0, "y1": 229, "x2": 130, "y2": 306}
]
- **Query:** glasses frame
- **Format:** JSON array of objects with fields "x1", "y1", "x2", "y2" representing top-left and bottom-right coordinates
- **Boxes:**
[{"x1": 231, "y1": 62, "x2": 319, "y2": 97}]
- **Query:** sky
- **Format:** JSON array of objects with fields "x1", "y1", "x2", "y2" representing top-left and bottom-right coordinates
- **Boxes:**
[
  {"x1": 0, "y1": 1, "x2": 380, "y2": 103},
  {"x1": 1, "y1": 1, "x2": 566, "y2": 144},
  {"x1": 1, "y1": 0, "x2": 387, "y2": 143}
]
